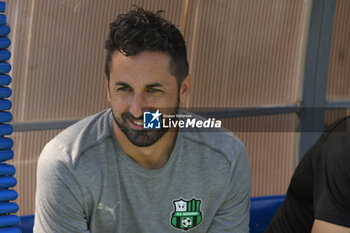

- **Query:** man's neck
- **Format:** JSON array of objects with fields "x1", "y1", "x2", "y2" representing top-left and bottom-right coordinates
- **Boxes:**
[{"x1": 113, "y1": 122, "x2": 178, "y2": 169}]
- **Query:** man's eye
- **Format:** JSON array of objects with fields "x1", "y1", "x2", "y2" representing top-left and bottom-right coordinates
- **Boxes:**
[
  {"x1": 117, "y1": 87, "x2": 131, "y2": 92},
  {"x1": 147, "y1": 88, "x2": 161, "y2": 93}
]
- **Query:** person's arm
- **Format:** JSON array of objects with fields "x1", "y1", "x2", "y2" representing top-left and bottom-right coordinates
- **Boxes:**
[
  {"x1": 312, "y1": 219, "x2": 350, "y2": 233},
  {"x1": 34, "y1": 143, "x2": 89, "y2": 233},
  {"x1": 208, "y1": 145, "x2": 252, "y2": 233}
]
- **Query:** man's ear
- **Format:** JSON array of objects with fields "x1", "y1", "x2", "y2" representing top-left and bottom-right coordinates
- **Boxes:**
[
  {"x1": 105, "y1": 74, "x2": 111, "y2": 102},
  {"x1": 179, "y1": 74, "x2": 191, "y2": 104}
]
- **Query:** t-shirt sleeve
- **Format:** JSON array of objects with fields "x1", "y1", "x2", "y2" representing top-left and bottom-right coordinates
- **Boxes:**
[
  {"x1": 34, "y1": 143, "x2": 90, "y2": 233},
  {"x1": 208, "y1": 143, "x2": 252, "y2": 233},
  {"x1": 313, "y1": 131, "x2": 350, "y2": 228}
]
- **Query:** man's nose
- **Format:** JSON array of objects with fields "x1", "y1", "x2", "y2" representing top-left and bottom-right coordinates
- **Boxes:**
[{"x1": 129, "y1": 93, "x2": 144, "y2": 119}]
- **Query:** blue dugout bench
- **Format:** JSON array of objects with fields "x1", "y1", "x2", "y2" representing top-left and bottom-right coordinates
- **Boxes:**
[
  {"x1": 249, "y1": 195, "x2": 285, "y2": 233},
  {"x1": 16, "y1": 195, "x2": 285, "y2": 233}
]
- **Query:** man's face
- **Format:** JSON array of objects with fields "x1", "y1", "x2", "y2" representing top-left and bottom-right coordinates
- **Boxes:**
[{"x1": 106, "y1": 51, "x2": 190, "y2": 147}]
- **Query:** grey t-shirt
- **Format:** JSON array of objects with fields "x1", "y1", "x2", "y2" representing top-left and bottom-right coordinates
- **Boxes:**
[{"x1": 34, "y1": 109, "x2": 251, "y2": 233}]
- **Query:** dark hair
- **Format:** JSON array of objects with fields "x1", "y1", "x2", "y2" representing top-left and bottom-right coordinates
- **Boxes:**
[{"x1": 104, "y1": 6, "x2": 189, "y2": 86}]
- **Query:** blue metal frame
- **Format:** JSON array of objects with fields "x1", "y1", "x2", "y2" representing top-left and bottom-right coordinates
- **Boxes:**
[
  {"x1": 12, "y1": 119, "x2": 80, "y2": 132},
  {"x1": 299, "y1": 0, "x2": 337, "y2": 157},
  {"x1": 327, "y1": 100, "x2": 350, "y2": 108},
  {"x1": 192, "y1": 105, "x2": 299, "y2": 118}
]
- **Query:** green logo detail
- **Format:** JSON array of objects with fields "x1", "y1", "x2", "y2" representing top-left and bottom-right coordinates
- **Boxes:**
[{"x1": 171, "y1": 198, "x2": 202, "y2": 231}]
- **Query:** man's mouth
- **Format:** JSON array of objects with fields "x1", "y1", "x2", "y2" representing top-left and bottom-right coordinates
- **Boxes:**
[
  {"x1": 126, "y1": 118, "x2": 144, "y2": 129},
  {"x1": 132, "y1": 120, "x2": 143, "y2": 126}
]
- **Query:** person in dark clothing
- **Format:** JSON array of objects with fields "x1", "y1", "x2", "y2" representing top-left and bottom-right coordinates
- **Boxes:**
[{"x1": 265, "y1": 116, "x2": 350, "y2": 233}]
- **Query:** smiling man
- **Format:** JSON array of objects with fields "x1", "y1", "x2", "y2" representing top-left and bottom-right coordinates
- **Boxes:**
[{"x1": 34, "y1": 7, "x2": 251, "y2": 233}]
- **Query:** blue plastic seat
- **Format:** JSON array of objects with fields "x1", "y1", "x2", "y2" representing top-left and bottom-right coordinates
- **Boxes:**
[
  {"x1": 249, "y1": 195, "x2": 285, "y2": 233},
  {"x1": 17, "y1": 215, "x2": 34, "y2": 233}
]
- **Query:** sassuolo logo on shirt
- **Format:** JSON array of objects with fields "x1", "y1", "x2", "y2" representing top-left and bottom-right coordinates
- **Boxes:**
[{"x1": 170, "y1": 197, "x2": 202, "y2": 231}]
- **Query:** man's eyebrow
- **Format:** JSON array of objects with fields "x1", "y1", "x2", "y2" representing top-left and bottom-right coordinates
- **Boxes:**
[
  {"x1": 115, "y1": 82, "x2": 130, "y2": 86},
  {"x1": 114, "y1": 82, "x2": 163, "y2": 88},
  {"x1": 145, "y1": 83, "x2": 163, "y2": 88}
]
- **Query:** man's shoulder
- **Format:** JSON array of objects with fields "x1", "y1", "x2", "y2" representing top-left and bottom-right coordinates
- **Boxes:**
[
  {"x1": 178, "y1": 111, "x2": 251, "y2": 198},
  {"x1": 314, "y1": 115, "x2": 350, "y2": 159},
  {"x1": 315, "y1": 116, "x2": 350, "y2": 169},
  {"x1": 180, "y1": 111, "x2": 247, "y2": 164},
  {"x1": 40, "y1": 109, "x2": 113, "y2": 166}
]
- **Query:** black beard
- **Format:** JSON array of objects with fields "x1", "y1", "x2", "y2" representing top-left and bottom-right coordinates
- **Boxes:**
[{"x1": 112, "y1": 106, "x2": 179, "y2": 147}]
